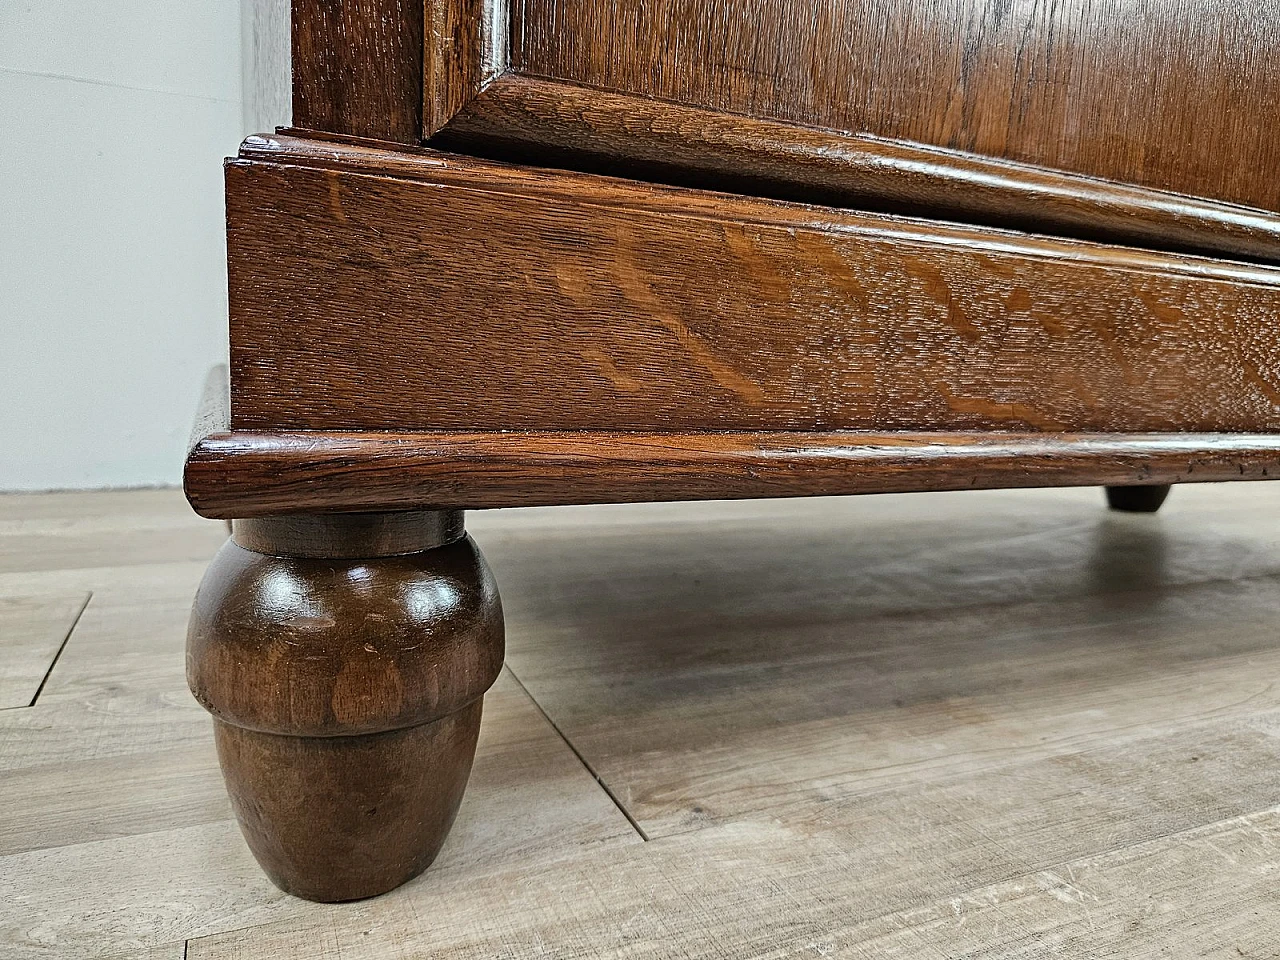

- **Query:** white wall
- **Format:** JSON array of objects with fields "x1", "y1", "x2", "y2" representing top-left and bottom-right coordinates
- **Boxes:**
[{"x1": 1, "y1": 1, "x2": 245, "y2": 490}]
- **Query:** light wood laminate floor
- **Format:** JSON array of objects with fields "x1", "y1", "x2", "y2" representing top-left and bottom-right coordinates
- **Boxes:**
[{"x1": 2, "y1": 485, "x2": 1279, "y2": 958}]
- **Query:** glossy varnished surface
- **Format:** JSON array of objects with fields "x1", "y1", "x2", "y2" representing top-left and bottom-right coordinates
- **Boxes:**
[
  {"x1": 437, "y1": 77, "x2": 1280, "y2": 265},
  {"x1": 269, "y1": 1, "x2": 1280, "y2": 260},
  {"x1": 513, "y1": 0, "x2": 1280, "y2": 212},
  {"x1": 291, "y1": 0, "x2": 424, "y2": 142},
  {"x1": 186, "y1": 513, "x2": 505, "y2": 900},
  {"x1": 226, "y1": 137, "x2": 1280, "y2": 435},
  {"x1": 188, "y1": 533, "x2": 503, "y2": 736},
  {"x1": 185, "y1": 427, "x2": 1280, "y2": 518}
]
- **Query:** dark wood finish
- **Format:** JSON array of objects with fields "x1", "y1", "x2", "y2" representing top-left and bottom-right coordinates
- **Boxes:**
[
  {"x1": 232, "y1": 511, "x2": 465, "y2": 557},
  {"x1": 1106, "y1": 485, "x2": 1174, "y2": 514},
  {"x1": 424, "y1": 0, "x2": 502, "y2": 135},
  {"x1": 434, "y1": 77, "x2": 1280, "y2": 266},
  {"x1": 291, "y1": 0, "x2": 423, "y2": 142},
  {"x1": 186, "y1": 511, "x2": 505, "y2": 900},
  {"x1": 275, "y1": 1, "x2": 1280, "y2": 262},
  {"x1": 227, "y1": 136, "x2": 1280, "y2": 435},
  {"x1": 185, "y1": 426, "x2": 1280, "y2": 519},
  {"x1": 200, "y1": 2, "x2": 1280, "y2": 906},
  {"x1": 213, "y1": 704, "x2": 481, "y2": 902},
  {"x1": 510, "y1": 0, "x2": 1280, "y2": 214}
]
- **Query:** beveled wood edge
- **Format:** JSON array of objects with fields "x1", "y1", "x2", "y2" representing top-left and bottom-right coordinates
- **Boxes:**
[
  {"x1": 237, "y1": 133, "x2": 1280, "y2": 289},
  {"x1": 189, "y1": 365, "x2": 230, "y2": 456},
  {"x1": 293, "y1": 0, "x2": 1280, "y2": 264},
  {"x1": 185, "y1": 422, "x2": 1280, "y2": 519},
  {"x1": 430, "y1": 75, "x2": 1280, "y2": 266},
  {"x1": 423, "y1": 0, "x2": 509, "y2": 136}
]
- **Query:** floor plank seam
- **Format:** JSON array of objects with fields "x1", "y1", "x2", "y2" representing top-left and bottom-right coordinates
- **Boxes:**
[
  {"x1": 26, "y1": 591, "x2": 91, "y2": 708},
  {"x1": 503, "y1": 664, "x2": 651, "y2": 842}
]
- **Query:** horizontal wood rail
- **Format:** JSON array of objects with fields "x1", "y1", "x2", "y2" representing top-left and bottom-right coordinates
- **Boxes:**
[
  {"x1": 433, "y1": 77, "x2": 1280, "y2": 266},
  {"x1": 187, "y1": 369, "x2": 1280, "y2": 517},
  {"x1": 228, "y1": 136, "x2": 1280, "y2": 436}
]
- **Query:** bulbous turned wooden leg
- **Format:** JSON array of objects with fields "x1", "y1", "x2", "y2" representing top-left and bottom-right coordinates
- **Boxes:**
[
  {"x1": 1105, "y1": 484, "x2": 1172, "y2": 514},
  {"x1": 186, "y1": 511, "x2": 504, "y2": 902}
]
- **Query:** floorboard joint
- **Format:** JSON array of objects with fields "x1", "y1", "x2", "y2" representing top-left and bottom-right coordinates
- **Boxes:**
[
  {"x1": 504, "y1": 665, "x2": 650, "y2": 842},
  {"x1": 27, "y1": 591, "x2": 91, "y2": 707}
]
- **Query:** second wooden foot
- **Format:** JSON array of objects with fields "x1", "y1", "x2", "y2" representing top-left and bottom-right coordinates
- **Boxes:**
[{"x1": 1105, "y1": 485, "x2": 1172, "y2": 513}]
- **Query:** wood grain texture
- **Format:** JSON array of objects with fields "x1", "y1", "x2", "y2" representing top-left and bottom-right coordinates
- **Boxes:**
[
  {"x1": 186, "y1": 427, "x2": 1280, "y2": 518},
  {"x1": 291, "y1": 0, "x2": 423, "y2": 142},
  {"x1": 0, "y1": 743, "x2": 227, "y2": 857},
  {"x1": 187, "y1": 513, "x2": 505, "y2": 900},
  {"x1": 189, "y1": 803, "x2": 1280, "y2": 958},
  {"x1": 435, "y1": 76, "x2": 1280, "y2": 265},
  {"x1": 0, "y1": 672, "x2": 639, "y2": 956},
  {"x1": 477, "y1": 490, "x2": 1280, "y2": 838},
  {"x1": 0, "y1": 488, "x2": 226, "y2": 576},
  {"x1": 424, "y1": 0, "x2": 482, "y2": 135},
  {"x1": 226, "y1": 136, "x2": 1280, "y2": 435},
  {"x1": 424, "y1": 0, "x2": 508, "y2": 135},
  {"x1": 512, "y1": 0, "x2": 1280, "y2": 213}
]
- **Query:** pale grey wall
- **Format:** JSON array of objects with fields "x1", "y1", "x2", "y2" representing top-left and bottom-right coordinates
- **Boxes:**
[{"x1": 1, "y1": 1, "x2": 245, "y2": 490}]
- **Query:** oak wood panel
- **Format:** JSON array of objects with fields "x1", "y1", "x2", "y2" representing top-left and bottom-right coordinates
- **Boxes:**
[
  {"x1": 185, "y1": 426, "x2": 1280, "y2": 518},
  {"x1": 436, "y1": 76, "x2": 1280, "y2": 265},
  {"x1": 424, "y1": 0, "x2": 488, "y2": 135},
  {"x1": 226, "y1": 137, "x2": 1280, "y2": 435},
  {"x1": 291, "y1": 0, "x2": 423, "y2": 142},
  {"x1": 512, "y1": 0, "x2": 1280, "y2": 213}
]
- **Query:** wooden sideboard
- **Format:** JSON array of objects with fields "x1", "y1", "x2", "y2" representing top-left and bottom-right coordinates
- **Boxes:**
[{"x1": 187, "y1": 0, "x2": 1280, "y2": 901}]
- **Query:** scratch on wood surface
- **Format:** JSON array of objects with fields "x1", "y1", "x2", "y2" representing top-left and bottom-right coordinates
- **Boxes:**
[
  {"x1": 1240, "y1": 362, "x2": 1280, "y2": 408},
  {"x1": 909, "y1": 256, "x2": 984, "y2": 343}
]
